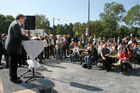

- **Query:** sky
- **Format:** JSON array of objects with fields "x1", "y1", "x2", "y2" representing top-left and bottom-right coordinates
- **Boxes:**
[{"x1": 0, "y1": 0, "x2": 140, "y2": 26}]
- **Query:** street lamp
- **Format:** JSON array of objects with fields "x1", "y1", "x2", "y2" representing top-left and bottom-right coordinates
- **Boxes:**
[
  {"x1": 52, "y1": 17, "x2": 60, "y2": 35},
  {"x1": 87, "y1": 0, "x2": 90, "y2": 36},
  {"x1": 52, "y1": 17, "x2": 60, "y2": 27}
]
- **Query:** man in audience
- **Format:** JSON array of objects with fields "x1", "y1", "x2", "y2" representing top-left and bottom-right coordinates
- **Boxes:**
[
  {"x1": 61, "y1": 35, "x2": 67, "y2": 58},
  {"x1": 84, "y1": 43, "x2": 98, "y2": 69},
  {"x1": 50, "y1": 34, "x2": 55, "y2": 58},
  {"x1": 55, "y1": 36, "x2": 62, "y2": 60},
  {"x1": 101, "y1": 44, "x2": 112, "y2": 71},
  {"x1": 44, "y1": 36, "x2": 50, "y2": 59}
]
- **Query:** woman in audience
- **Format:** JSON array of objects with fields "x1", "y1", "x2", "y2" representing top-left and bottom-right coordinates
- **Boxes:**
[
  {"x1": 98, "y1": 43, "x2": 103, "y2": 56},
  {"x1": 70, "y1": 42, "x2": 79, "y2": 63},
  {"x1": 117, "y1": 43, "x2": 123, "y2": 56},
  {"x1": 119, "y1": 48, "x2": 132, "y2": 75}
]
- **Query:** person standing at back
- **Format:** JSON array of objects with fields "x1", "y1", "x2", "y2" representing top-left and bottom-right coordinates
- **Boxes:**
[
  {"x1": 5, "y1": 14, "x2": 29, "y2": 83},
  {"x1": 49, "y1": 34, "x2": 55, "y2": 58}
]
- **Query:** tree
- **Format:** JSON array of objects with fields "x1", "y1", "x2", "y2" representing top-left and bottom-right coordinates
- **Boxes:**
[
  {"x1": 92, "y1": 20, "x2": 108, "y2": 37},
  {"x1": 69, "y1": 23, "x2": 74, "y2": 36},
  {"x1": 80, "y1": 23, "x2": 87, "y2": 36},
  {"x1": 4, "y1": 15, "x2": 15, "y2": 33},
  {"x1": 0, "y1": 14, "x2": 6, "y2": 34},
  {"x1": 63, "y1": 23, "x2": 74, "y2": 36},
  {"x1": 116, "y1": 25, "x2": 130, "y2": 37},
  {"x1": 129, "y1": 27, "x2": 139, "y2": 37},
  {"x1": 35, "y1": 14, "x2": 50, "y2": 34},
  {"x1": 56, "y1": 24, "x2": 65, "y2": 35},
  {"x1": 137, "y1": 29, "x2": 140, "y2": 37},
  {"x1": 124, "y1": 5, "x2": 140, "y2": 27},
  {"x1": 0, "y1": 14, "x2": 14, "y2": 34},
  {"x1": 73, "y1": 22, "x2": 82, "y2": 37},
  {"x1": 99, "y1": 2, "x2": 125, "y2": 37},
  {"x1": 100, "y1": 2, "x2": 125, "y2": 22},
  {"x1": 63, "y1": 24, "x2": 69, "y2": 34}
]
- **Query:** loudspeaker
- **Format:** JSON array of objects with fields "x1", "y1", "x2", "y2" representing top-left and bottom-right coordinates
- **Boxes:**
[{"x1": 24, "y1": 16, "x2": 35, "y2": 30}]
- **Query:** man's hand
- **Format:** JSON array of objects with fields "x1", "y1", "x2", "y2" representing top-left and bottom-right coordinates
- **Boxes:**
[
  {"x1": 103, "y1": 57, "x2": 106, "y2": 60},
  {"x1": 105, "y1": 54, "x2": 110, "y2": 56}
]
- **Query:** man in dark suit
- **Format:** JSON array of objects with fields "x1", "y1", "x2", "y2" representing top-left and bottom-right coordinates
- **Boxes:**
[{"x1": 5, "y1": 14, "x2": 29, "y2": 83}]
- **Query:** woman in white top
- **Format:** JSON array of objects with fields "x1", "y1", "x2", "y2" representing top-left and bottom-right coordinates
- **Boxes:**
[
  {"x1": 117, "y1": 43, "x2": 122, "y2": 56},
  {"x1": 70, "y1": 42, "x2": 79, "y2": 63}
]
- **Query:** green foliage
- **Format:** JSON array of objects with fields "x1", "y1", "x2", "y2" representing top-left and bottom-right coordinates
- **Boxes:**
[
  {"x1": 116, "y1": 25, "x2": 130, "y2": 37},
  {"x1": 129, "y1": 27, "x2": 139, "y2": 37},
  {"x1": 137, "y1": 29, "x2": 140, "y2": 36},
  {"x1": 73, "y1": 22, "x2": 82, "y2": 37},
  {"x1": 35, "y1": 14, "x2": 50, "y2": 34},
  {"x1": 99, "y1": 2, "x2": 125, "y2": 37},
  {"x1": 100, "y1": 2, "x2": 125, "y2": 22},
  {"x1": 0, "y1": 14, "x2": 14, "y2": 34},
  {"x1": 55, "y1": 23, "x2": 74, "y2": 36},
  {"x1": 124, "y1": 5, "x2": 140, "y2": 27},
  {"x1": 56, "y1": 24, "x2": 65, "y2": 35},
  {"x1": 63, "y1": 23, "x2": 74, "y2": 36}
]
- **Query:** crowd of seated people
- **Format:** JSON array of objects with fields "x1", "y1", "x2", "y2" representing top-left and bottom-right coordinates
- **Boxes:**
[
  {"x1": 68, "y1": 35, "x2": 140, "y2": 75},
  {"x1": 0, "y1": 33, "x2": 140, "y2": 75}
]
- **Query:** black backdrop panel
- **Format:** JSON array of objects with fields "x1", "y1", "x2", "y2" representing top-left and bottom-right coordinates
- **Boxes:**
[{"x1": 24, "y1": 16, "x2": 35, "y2": 30}]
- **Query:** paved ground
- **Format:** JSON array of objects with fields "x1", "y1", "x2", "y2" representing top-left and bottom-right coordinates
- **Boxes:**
[
  {"x1": 34, "y1": 58, "x2": 140, "y2": 93},
  {"x1": 0, "y1": 58, "x2": 140, "y2": 93}
]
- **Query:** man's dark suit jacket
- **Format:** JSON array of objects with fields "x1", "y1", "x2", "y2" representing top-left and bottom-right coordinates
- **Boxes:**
[{"x1": 5, "y1": 20, "x2": 29, "y2": 55}]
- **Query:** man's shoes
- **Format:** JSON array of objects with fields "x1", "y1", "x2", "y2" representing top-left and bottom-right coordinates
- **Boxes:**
[
  {"x1": 106, "y1": 69, "x2": 112, "y2": 72},
  {"x1": 5, "y1": 65, "x2": 9, "y2": 68},
  {"x1": 80, "y1": 62, "x2": 83, "y2": 65},
  {"x1": 17, "y1": 77, "x2": 21, "y2": 80},
  {"x1": 87, "y1": 66, "x2": 91, "y2": 69},
  {"x1": 10, "y1": 79, "x2": 22, "y2": 83},
  {"x1": 121, "y1": 72, "x2": 126, "y2": 75},
  {"x1": 0, "y1": 62, "x2": 2, "y2": 65},
  {"x1": 106, "y1": 70, "x2": 109, "y2": 72}
]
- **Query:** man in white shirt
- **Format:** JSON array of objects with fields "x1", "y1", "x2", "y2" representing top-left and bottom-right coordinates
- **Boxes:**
[
  {"x1": 93, "y1": 35, "x2": 98, "y2": 44},
  {"x1": 50, "y1": 34, "x2": 55, "y2": 58}
]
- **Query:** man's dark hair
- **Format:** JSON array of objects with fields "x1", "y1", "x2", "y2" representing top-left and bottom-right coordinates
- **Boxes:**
[{"x1": 16, "y1": 14, "x2": 25, "y2": 20}]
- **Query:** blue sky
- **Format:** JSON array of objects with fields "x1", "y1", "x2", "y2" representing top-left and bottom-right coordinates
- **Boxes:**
[{"x1": 0, "y1": 0, "x2": 140, "y2": 26}]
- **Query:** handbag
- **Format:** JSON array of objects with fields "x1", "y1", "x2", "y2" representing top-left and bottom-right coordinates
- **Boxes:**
[{"x1": 82, "y1": 63, "x2": 87, "y2": 68}]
